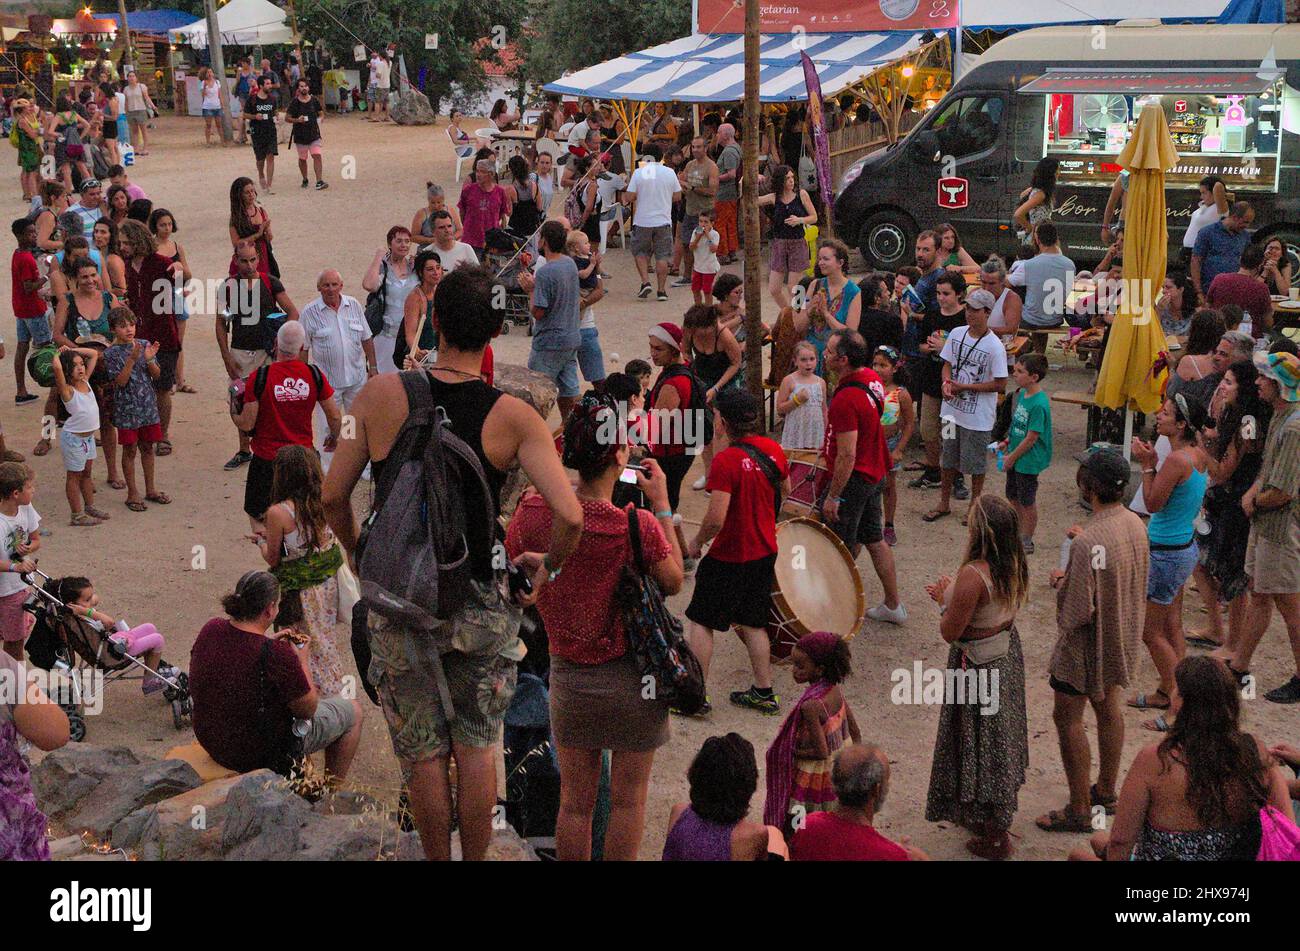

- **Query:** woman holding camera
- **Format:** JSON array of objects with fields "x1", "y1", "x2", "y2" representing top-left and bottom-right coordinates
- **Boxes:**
[{"x1": 506, "y1": 392, "x2": 683, "y2": 861}]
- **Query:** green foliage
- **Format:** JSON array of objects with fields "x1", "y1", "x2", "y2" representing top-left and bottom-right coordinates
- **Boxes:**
[
  {"x1": 296, "y1": 0, "x2": 528, "y2": 108},
  {"x1": 525, "y1": 0, "x2": 690, "y2": 84}
]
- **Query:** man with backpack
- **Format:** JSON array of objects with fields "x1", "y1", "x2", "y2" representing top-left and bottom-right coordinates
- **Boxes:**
[
  {"x1": 321, "y1": 265, "x2": 582, "y2": 862},
  {"x1": 217, "y1": 242, "x2": 299, "y2": 471},
  {"x1": 684, "y1": 388, "x2": 790, "y2": 716},
  {"x1": 820, "y1": 329, "x2": 907, "y2": 626},
  {"x1": 232, "y1": 320, "x2": 339, "y2": 526}
]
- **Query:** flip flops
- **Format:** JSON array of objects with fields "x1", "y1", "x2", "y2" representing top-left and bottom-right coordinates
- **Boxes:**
[
  {"x1": 145, "y1": 492, "x2": 172, "y2": 505},
  {"x1": 1143, "y1": 714, "x2": 1171, "y2": 733},
  {"x1": 922, "y1": 509, "x2": 951, "y2": 523},
  {"x1": 126, "y1": 500, "x2": 147, "y2": 512},
  {"x1": 1127, "y1": 689, "x2": 1170, "y2": 710},
  {"x1": 1035, "y1": 808, "x2": 1092, "y2": 833}
]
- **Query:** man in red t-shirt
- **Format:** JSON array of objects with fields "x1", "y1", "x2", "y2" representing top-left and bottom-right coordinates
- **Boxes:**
[
  {"x1": 820, "y1": 329, "x2": 906, "y2": 625},
  {"x1": 10, "y1": 218, "x2": 51, "y2": 404},
  {"x1": 1207, "y1": 243, "x2": 1274, "y2": 340},
  {"x1": 231, "y1": 320, "x2": 340, "y2": 524},
  {"x1": 790, "y1": 744, "x2": 928, "y2": 861},
  {"x1": 686, "y1": 389, "x2": 790, "y2": 716}
]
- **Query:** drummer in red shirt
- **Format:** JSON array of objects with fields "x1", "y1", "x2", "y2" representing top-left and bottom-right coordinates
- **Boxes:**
[
  {"x1": 819, "y1": 329, "x2": 906, "y2": 625},
  {"x1": 685, "y1": 389, "x2": 790, "y2": 717}
]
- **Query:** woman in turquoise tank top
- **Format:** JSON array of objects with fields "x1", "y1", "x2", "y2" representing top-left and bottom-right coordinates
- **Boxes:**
[{"x1": 1128, "y1": 395, "x2": 1211, "y2": 729}]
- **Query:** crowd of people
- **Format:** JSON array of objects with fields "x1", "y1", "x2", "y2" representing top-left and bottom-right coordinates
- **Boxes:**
[{"x1": 0, "y1": 90, "x2": 1298, "y2": 866}]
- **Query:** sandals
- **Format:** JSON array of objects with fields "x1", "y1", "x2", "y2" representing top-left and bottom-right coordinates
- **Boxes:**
[
  {"x1": 1127, "y1": 689, "x2": 1170, "y2": 710},
  {"x1": 177, "y1": 383, "x2": 197, "y2": 394},
  {"x1": 922, "y1": 509, "x2": 951, "y2": 523},
  {"x1": 1143, "y1": 714, "x2": 1171, "y2": 733},
  {"x1": 1185, "y1": 634, "x2": 1224, "y2": 649},
  {"x1": 1227, "y1": 664, "x2": 1251, "y2": 687},
  {"x1": 32, "y1": 439, "x2": 50, "y2": 457},
  {"x1": 107, "y1": 479, "x2": 126, "y2": 490},
  {"x1": 1091, "y1": 784, "x2": 1117, "y2": 815},
  {"x1": 145, "y1": 492, "x2": 172, "y2": 505},
  {"x1": 126, "y1": 500, "x2": 147, "y2": 512},
  {"x1": 69, "y1": 512, "x2": 102, "y2": 527},
  {"x1": 84, "y1": 506, "x2": 111, "y2": 520},
  {"x1": 154, "y1": 441, "x2": 173, "y2": 457},
  {"x1": 1035, "y1": 808, "x2": 1092, "y2": 833}
]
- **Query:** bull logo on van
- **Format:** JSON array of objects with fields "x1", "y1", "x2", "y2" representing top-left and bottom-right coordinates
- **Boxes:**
[{"x1": 937, "y1": 176, "x2": 969, "y2": 209}]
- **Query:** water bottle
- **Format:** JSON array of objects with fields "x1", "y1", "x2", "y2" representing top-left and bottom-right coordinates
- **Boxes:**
[
  {"x1": 1059, "y1": 536, "x2": 1073, "y2": 573},
  {"x1": 121, "y1": 142, "x2": 135, "y2": 167}
]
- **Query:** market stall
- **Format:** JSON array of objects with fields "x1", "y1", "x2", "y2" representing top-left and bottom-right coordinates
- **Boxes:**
[{"x1": 168, "y1": 0, "x2": 296, "y2": 49}]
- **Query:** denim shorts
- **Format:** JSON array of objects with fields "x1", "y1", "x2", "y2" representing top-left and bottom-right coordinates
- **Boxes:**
[
  {"x1": 16, "y1": 315, "x2": 51, "y2": 345},
  {"x1": 60, "y1": 429, "x2": 97, "y2": 473},
  {"x1": 527, "y1": 346, "x2": 580, "y2": 398},
  {"x1": 577, "y1": 325, "x2": 606, "y2": 384},
  {"x1": 202, "y1": 107, "x2": 221, "y2": 118},
  {"x1": 1147, "y1": 542, "x2": 1199, "y2": 605}
]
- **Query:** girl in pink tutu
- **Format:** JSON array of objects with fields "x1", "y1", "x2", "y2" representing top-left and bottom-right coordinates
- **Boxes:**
[{"x1": 51, "y1": 576, "x2": 177, "y2": 694}]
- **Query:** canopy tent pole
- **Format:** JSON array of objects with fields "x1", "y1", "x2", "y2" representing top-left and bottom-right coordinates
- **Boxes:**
[
  {"x1": 204, "y1": 0, "x2": 233, "y2": 142},
  {"x1": 1122, "y1": 407, "x2": 1133, "y2": 460},
  {"x1": 742, "y1": 0, "x2": 764, "y2": 411},
  {"x1": 954, "y1": 0, "x2": 963, "y2": 80},
  {"x1": 116, "y1": 0, "x2": 134, "y2": 76}
]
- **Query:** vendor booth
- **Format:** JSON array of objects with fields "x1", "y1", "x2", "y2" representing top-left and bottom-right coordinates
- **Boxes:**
[{"x1": 168, "y1": 0, "x2": 296, "y2": 117}]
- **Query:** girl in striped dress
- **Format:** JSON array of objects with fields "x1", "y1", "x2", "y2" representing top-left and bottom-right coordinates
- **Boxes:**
[{"x1": 764, "y1": 631, "x2": 860, "y2": 836}]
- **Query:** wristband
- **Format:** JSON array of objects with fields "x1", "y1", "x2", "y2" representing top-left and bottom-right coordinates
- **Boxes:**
[
  {"x1": 654, "y1": 510, "x2": 672, "y2": 519},
  {"x1": 543, "y1": 553, "x2": 562, "y2": 583}
]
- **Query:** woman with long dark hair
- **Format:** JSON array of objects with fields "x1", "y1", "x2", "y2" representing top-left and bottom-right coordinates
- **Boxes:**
[
  {"x1": 757, "y1": 163, "x2": 817, "y2": 305},
  {"x1": 682, "y1": 302, "x2": 742, "y2": 489},
  {"x1": 506, "y1": 392, "x2": 682, "y2": 860},
  {"x1": 227, "y1": 176, "x2": 278, "y2": 278},
  {"x1": 924, "y1": 495, "x2": 1030, "y2": 859},
  {"x1": 1013, "y1": 157, "x2": 1058, "y2": 238},
  {"x1": 1165, "y1": 308, "x2": 1224, "y2": 406},
  {"x1": 1073, "y1": 655, "x2": 1293, "y2": 860},
  {"x1": 1189, "y1": 360, "x2": 1273, "y2": 661},
  {"x1": 1158, "y1": 270, "x2": 1199, "y2": 338}
]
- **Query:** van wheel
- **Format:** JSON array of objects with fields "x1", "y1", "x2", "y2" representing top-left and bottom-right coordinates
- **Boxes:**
[
  {"x1": 858, "y1": 212, "x2": 917, "y2": 271},
  {"x1": 1260, "y1": 228, "x2": 1300, "y2": 288}
]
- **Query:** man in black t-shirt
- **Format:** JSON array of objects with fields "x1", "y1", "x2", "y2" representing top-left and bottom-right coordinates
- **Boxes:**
[
  {"x1": 286, "y1": 79, "x2": 327, "y2": 191},
  {"x1": 246, "y1": 75, "x2": 279, "y2": 192},
  {"x1": 217, "y1": 243, "x2": 300, "y2": 470},
  {"x1": 911, "y1": 272, "x2": 969, "y2": 491},
  {"x1": 857, "y1": 274, "x2": 903, "y2": 357}
]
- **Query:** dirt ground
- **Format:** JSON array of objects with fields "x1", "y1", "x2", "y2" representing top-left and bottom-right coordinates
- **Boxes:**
[{"x1": 7, "y1": 113, "x2": 1296, "y2": 861}]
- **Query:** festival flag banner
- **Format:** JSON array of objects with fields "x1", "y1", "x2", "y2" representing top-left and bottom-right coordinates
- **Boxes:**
[
  {"x1": 697, "y1": 0, "x2": 958, "y2": 33},
  {"x1": 801, "y1": 51, "x2": 835, "y2": 227}
]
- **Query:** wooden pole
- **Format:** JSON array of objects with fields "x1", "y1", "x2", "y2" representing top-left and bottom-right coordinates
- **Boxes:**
[
  {"x1": 116, "y1": 0, "x2": 134, "y2": 75},
  {"x1": 742, "y1": 0, "x2": 764, "y2": 412},
  {"x1": 203, "y1": 0, "x2": 233, "y2": 141},
  {"x1": 284, "y1": 0, "x2": 305, "y2": 74}
]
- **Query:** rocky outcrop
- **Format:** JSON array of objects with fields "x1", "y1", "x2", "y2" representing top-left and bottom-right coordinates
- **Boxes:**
[{"x1": 390, "y1": 88, "x2": 436, "y2": 126}]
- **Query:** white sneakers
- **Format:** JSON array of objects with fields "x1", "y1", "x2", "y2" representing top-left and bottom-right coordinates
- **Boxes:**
[
  {"x1": 867, "y1": 602, "x2": 908, "y2": 625},
  {"x1": 692, "y1": 475, "x2": 707, "y2": 490}
]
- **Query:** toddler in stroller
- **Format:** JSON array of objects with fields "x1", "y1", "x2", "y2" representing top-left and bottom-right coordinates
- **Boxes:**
[{"x1": 48, "y1": 576, "x2": 177, "y2": 695}]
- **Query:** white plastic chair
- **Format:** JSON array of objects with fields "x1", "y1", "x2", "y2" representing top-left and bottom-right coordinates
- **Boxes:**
[{"x1": 447, "y1": 126, "x2": 474, "y2": 182}]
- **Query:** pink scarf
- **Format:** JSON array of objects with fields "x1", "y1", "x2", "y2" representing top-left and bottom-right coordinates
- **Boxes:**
[{"x1": 763, "y1": 631, "x2": 841, "y2": 829}]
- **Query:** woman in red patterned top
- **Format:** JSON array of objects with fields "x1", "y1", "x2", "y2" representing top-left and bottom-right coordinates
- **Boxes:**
[{"x1": 506, "y1": 392, "x2": 684, "y2": 861}]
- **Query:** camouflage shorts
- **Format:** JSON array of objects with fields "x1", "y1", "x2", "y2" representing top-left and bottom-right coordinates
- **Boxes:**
[{"x1": 367, "y1": 578, "x2": 524, "y2": 763}]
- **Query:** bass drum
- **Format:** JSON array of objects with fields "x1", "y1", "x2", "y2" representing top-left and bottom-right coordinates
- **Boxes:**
[
  {"x1": 764, "y1": 516, "x2": 864, "y2": 660},
  {"x1": 781, "y1": 448, "x2": 825, "y2": 521}
]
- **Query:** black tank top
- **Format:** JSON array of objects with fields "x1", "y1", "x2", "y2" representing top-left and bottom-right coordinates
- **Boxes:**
[
  {"x1": 372, "y1": 372, "x2": 505, "y2": 579},
  {"x1": 771, "y1": 192, "x2": 806, "y2": 240}
]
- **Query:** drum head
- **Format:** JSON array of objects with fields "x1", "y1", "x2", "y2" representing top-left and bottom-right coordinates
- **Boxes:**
[{"x1": 768, "y1": 517, "x2": 864, "y2": 658}]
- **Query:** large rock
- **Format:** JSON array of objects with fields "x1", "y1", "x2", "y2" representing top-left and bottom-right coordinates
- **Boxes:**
[
  {"x1": 219, "y1": 770, "x2": 317, "y2": 859},
  {"x1": 111, "y1": 772, "x2": 246, "y2": 860},
  {"x1": 493, "y1": 363, "x2": 559, "y2": 517},
  {"x1": 33, "y1": 745, "x2": 143, "y2": 820},
  {"x1": 63, "y1": 759, "x2": 202, "y2": 840},
  {"x1": 390, "y1": 87, "x2": 435, "y2": 126}
]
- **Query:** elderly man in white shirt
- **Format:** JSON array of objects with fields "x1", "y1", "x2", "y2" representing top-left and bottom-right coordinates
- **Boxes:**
[{"x1": 300, "y1": 268, "x2": 376, "y2": 470}]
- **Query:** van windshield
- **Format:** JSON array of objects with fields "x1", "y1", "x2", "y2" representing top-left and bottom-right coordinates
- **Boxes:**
[{"x1": 929, "y1": 94, "x2": 1004, "y2": 158}]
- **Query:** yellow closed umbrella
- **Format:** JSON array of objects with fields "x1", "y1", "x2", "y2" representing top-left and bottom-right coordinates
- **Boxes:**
[{"x1": 1094, "y1": 103, "x2": 1179, "y2": 421}]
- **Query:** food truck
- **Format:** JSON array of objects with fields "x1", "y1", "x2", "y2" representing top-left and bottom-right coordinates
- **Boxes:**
[{"x1": 835, "y1": 21, "x2": 1300, "y2": 279}]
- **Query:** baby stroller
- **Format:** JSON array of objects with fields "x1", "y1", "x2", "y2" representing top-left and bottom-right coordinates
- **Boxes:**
[
  {"x1": 20, "y1": 569, "x2": 192, "y2": 741},
  {"x1": 483, "y1": 227, "x2": 534, "y2": 333}
]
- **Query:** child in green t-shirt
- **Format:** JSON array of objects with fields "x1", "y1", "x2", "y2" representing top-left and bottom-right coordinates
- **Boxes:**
[{"x1": 998, "y1": 353, "x2": 1053, "y2": 553}]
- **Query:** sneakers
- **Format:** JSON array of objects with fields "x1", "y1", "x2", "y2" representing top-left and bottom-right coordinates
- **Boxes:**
[
  {"x1": 1021, "y1": 537, "x2": 1035, "y2": 555},
  {"x1": 1265, "y1": 675, "x2": 1300, "y2": 704},
  {"x1": 908, "y1": 471, "x2": 941, "y2": 489},
  {"x1": 14, "y1": 393, "x2": 37, "y2": 405},
  {"x1": 316, "y1": 181, "x2": 329, "y2": 190},
  {"x1": 883, "y1": 524, "x2": 897, "y2": 546},
  {"x1": 730, "y1": 686, "x2": 780, "y2": 715},
  {"x1": 301, "y1": 178, "x2": 309, "y2": 188},
  {"x1": 657, "y1": 291, "x2": 669, "y2": 302},
  {"x1": 637, "y1": 282, "x2": 653, "y2": 299},
  {"x1": 224, "y1": 450, "x2": 253, "y2": 471},
  {"x1": 692, "y1": 475, "x2": 707, "y2": 490},
  {"x1": 867, "y1": 602, "x2": 908, "y2": 625},
  {"x1": 953, "y1": 478, "x2": 970, "y2": 501},
  {"x1": 142, "y1": 675, "x2": 166, "y2": 696},
  {"x1": 671, "y1": 276, "x2": 691, "y2": 287}
]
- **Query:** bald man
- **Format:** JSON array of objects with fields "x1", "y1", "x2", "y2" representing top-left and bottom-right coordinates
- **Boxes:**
[
  {"x1": 714, "y1": 122, "x2": 741, "y2": 262},
  {"x1": 789, "y1": 744, "x2": 929, "y2": 861},
  {"x1": 300, "y1": 269, "x2": 376, "y2": 471}
]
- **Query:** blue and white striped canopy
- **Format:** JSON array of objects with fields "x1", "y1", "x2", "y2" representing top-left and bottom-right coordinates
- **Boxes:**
[{"x1": 542, "y1": 32, "x2": 927, "y2": 104}]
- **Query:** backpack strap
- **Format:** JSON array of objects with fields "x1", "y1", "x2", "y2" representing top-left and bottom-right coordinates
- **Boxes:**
[
  {"x1": 733, "y1": 440, "x2": 783, "y2": 519},
  {"x1": 840, "y1": 380, "x2": 883, "y2": 416},
  {"x1": 625, "y1": 505, "x2": 646, "y2": 575},
  {"x1": 252, "y1": 364, "x2": 270, "y2": 400}
]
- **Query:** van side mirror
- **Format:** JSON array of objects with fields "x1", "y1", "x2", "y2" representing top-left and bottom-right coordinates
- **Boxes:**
[{"x1": 910, "y1": 129, "x2": 939, "y2": 159}]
